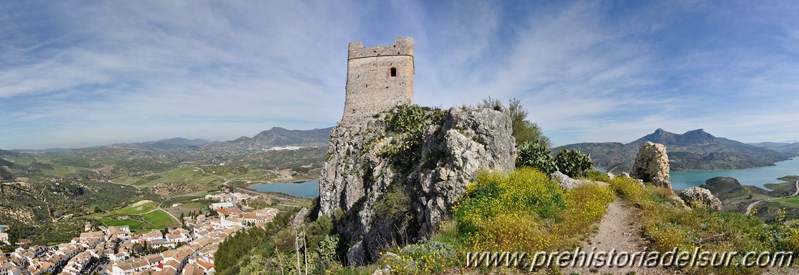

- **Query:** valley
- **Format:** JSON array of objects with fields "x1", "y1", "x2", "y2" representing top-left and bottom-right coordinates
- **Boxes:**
[{"x1": 0, "y1": 127, "x2": 329, "y2": 250}]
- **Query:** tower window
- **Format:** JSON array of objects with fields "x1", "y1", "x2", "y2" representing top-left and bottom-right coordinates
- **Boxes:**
[{"x1": 390, "y1": 67, "x2": 397, "y2": 77}]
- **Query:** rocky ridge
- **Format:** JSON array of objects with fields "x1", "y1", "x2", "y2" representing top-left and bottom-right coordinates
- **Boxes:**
[{"x1": 319, "y1": 103, "x2": 516, "y2": 265}]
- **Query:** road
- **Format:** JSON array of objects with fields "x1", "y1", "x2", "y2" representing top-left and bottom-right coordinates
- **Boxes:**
[{"x1": 744, "y1": 180, "x2": 799, "y2": 215}]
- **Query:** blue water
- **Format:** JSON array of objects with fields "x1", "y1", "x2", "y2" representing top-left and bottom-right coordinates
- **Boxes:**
[
  {"x1": 249, "y1": 180, "x2": 319, "y2": 198},
  {"x1": 670, "y1": 158, "x2": 799, "y2": 190}
]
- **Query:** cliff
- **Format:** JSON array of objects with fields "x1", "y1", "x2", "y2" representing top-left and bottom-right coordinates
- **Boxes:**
[{"x1": 319, "y1": 103, "x2": 516, "y2": 265}]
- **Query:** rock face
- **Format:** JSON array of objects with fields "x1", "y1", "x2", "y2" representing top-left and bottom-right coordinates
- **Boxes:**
[
  {"x1": 319, "y1": 103, "x2": 516, "y2": 265},
  {"x1": 631, "y1": 141, "x2": 670, "y2": 182},
  {"x1": 679, "y1": 187, "x2": 722, "y2": 210},
  {"x1": 551, "y1": 171, "x2": 580, "y2": 190}
]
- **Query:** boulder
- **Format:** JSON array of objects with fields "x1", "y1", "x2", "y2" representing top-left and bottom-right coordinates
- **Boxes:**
[
  {"x1": 631, "y1": 141, "x2": 670, "y2": 182},
  {"x1": 679, "y1": 187, "x2": 722, "y2": 210},
  {"x1": 651, "y1": 176, "x2": 673, "y2": 189},
  {"x1": 606, "y1": 172, "x2": 616, "y2": 180},
  {"x1": 551, "y1": 171, "x2": 581, "y2": 190}
]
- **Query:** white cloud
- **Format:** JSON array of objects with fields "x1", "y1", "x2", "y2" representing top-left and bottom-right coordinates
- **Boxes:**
[{"x1": 1, "y1": 1, "x2": 799, "y2": 149}]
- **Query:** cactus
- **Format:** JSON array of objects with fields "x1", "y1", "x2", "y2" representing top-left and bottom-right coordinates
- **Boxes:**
[{"x1": 554, "y1": 149, "x2": 593, "y2": 178}]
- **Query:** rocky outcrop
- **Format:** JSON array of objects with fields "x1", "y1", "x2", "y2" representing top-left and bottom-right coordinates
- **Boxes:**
[
  {"x1": 651, "y1": 177, "x2": 672, "y2": 190},
  {"x1": 631, "y1": 141, "x2": 670, "y2": 182},
  {"x1": 551, "y1": 171, "x2": 580, "y2": 190},
  {"x1": 319, "y1": 103, "x2": 515, "y2": 265},
  {"x1": 679, "y1": 187, "x2": 722, "y2": 210}
]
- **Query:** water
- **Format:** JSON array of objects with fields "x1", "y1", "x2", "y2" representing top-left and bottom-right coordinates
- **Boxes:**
[
  {"x1": 249, "y1": 180, "x2": 319, "y2": 198},
  {"x1": 670, "y1": 158, "x2": 799, "y2": 190}
]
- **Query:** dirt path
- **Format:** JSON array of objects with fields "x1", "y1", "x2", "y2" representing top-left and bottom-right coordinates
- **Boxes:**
[
  {"x1": 745, "y1": 200, "x2": 762, "y2": 215},
  {"x1": 744, "y1": 180, "x2": 799, "y2": 215},
  {"x1": 564, "y1": 198, "x2": 672, "y2": 275}
]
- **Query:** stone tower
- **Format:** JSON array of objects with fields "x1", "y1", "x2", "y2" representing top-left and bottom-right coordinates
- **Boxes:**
[{"x1": 342, "y1": 37, "x2": 414, "y2": 122}]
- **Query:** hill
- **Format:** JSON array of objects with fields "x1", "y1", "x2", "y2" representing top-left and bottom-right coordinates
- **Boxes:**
[
  {"x1": 561, "y1": 129, "x2": 792, "y2": 172},
  {"x1": 126, "y1": 137, "x2": 213, "y2": 150},
  {"x1": 751, "y1": 141, "x2": 799, "y2": 156},
  {"x1": 227, "y1": 127, "x2": 332, "y2": 148}
]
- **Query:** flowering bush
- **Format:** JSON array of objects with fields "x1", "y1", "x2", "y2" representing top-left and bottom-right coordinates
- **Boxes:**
[{"x1": 454, "y1": 167, "x2": 614, "y2": 252}]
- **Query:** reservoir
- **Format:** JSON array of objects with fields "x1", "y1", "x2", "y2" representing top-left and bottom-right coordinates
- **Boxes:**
[
  {"x1": 250, "y1": 180, "x2": 319, "y2": 198},
  {"x1": 245, "y1": 159, "x2": 799, "y2": 196},
  {"x1": 670, "y1": 158, "x2": 799, "y2": 190}
]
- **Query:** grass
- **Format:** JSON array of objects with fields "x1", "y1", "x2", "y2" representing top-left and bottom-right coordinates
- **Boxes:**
[
  {"x1": 142, "y1": 210, "x2": 178, "y2": 229},
  {"x1": 612, "y1": 180, "x2": 799, "y2": 274},
  {"x1": 777, "y1": 197, "x2": 799, "y2": 205},
  {"x1": 90, "y1": 200, "x2": 178, "y2": 232},
  {"x1": 41, "y1": 164, "x2": 81, "y2": 177},
  {"x1": 108, "y1": 200, "x2": 159, "y2": 216}
]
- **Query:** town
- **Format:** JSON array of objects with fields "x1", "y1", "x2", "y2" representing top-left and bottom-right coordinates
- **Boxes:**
[{"x1": 0, "y1": 192, "x2": 279, "y2": 275}]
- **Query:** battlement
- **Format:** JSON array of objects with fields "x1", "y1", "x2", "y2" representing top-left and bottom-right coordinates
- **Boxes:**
[
  {"x1": 348, "y1": 37, "x2": 414, "y2": 60},
  {"x1": 341, "y1": 37, "x2": 414, "y2": 123}
]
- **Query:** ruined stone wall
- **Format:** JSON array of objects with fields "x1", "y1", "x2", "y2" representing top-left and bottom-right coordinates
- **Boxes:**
[{"x1": 342, "y1": 37, "x2": 414, "y2": 122}]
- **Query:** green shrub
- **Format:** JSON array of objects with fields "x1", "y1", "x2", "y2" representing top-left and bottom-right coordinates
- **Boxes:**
[
  {"x1": 452, "y1": 168, "x2": 615, "y2": 255},
  {"x1": 515, "y1": 141, "x2": 556, "y2": 173},
  {"x1": 609, "y1": 176, "x2": 644, "y2": 202},
  {"x1": 554, "y1": 149, "x2": 592, "y2": 178},
  {"x1": 454, "y1": 168, "x2": 566, "y2": 250},
  {"x1": 380, "y1": 105, "x2": 445, "y2": 172},
  {"x1": 585, "y1": 169, "x2": 611, "y2": 182}
]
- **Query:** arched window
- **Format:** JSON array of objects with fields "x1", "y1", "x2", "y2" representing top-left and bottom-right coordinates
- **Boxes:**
[{"x1": 390, "y1": 67, "x2": 397, "y2": 77}]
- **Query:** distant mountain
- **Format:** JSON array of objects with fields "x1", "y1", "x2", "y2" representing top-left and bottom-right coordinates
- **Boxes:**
[
  {"x1": 0, "y1": 149, "x2": 17, "y2": 156},
  {"x1": 560, "y1": 129, "x2": 793, "y2": 172},
  {"x1": 750, "y1": 142, "x2": 799, "y2": 156},
  {"x1": 130, "y1": 137, "x2": 214, "y2": 150},
  {"x1": 223, "y1": 127, "x2": 333, "y2": 148},
  {"x1": 111, "y1": 127, "x2": 332, "y2": 152}
]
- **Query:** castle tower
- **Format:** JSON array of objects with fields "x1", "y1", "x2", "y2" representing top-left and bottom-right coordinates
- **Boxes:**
[{"x1": 342, "y1": 37, "x2": 414, "y2": 122}]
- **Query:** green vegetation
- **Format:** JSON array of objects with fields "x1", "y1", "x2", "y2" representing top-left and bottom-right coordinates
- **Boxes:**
[
  {"x1": 554, "y1": 149, "x2": 592, "y2": 178},
  {"x1": 380, "y1": 104, "x2": 445, "y2": 172},
  {"x1": 142, "y1": 210, "x2": 178, "y2": 229},
  {"x1": 213, "y1": 208, "x2": 340, "y2": 274},
  {"x1": 370, "y1": 168, "x2": 614, "y2": 273},
  {"x1": 515, "y1": 140, "x2": 556, "y2": 173},
  {"x1": 777, "y1": 197, "x2": 799, "y2": 205},
  {"x1": 85, "y1": 200, "x2": 178, "y2": 232},
  {"x1": 610, "y1": 178, "x2": 799, "y2": 274},
  {"x1": 507, "y1": 98, "x2": 551, "y2": 148},
  {"x1": 516, "y1": 140, "x2": 593, "y2": 178},
  {"x1": 454, "y1": 168, "x2": 612, "y2": 252},
  {"x1": 106, "y1": 201, "x2": 159, "y2": 215},
  {"x1": 585, "y1": 169, "x2": 611, "y2": 182}
]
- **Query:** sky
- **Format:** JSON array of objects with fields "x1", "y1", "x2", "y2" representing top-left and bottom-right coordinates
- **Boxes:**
[{"x1": 1, "y1": 0, "x2": 799, "y2": 149}]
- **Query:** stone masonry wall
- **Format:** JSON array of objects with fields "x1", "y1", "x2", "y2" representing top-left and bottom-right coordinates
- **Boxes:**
[{"x1": 342, "y1": 37, "x2": 414, "y2": 122}]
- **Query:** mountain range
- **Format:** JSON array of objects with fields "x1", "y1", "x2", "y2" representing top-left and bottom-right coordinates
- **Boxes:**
[
  {"x1": 749, "y1": 142, "x2": 799, "y2": 156},
  {"x1": 560, "y1": 129, "x2": 795, "y2": 172},
  {"x1": 227, "y1": 127, "x2": 332, "y2": 148}
]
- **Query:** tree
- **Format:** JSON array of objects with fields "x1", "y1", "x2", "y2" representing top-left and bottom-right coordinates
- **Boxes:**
[{"x1": 508, "y1": 98, "x2": 551, "y2": 148}]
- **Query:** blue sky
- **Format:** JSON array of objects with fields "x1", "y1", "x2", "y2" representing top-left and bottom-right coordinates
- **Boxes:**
[{"x1": 1, "y1": 0, "x2": 799, "y2": 149}]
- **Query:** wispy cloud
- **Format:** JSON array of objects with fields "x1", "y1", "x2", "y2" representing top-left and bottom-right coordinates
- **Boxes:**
[{"x1": 1, "y1": 0, "x2": 798, "y2": 149}]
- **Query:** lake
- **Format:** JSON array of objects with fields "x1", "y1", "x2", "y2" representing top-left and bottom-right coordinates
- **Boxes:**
[
  {"x1": 249, "y1": 180, "x2": 319, "y2": 198},
  {"x1": 670, "y1": 158, "x2": 799, "y2": 190}
]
